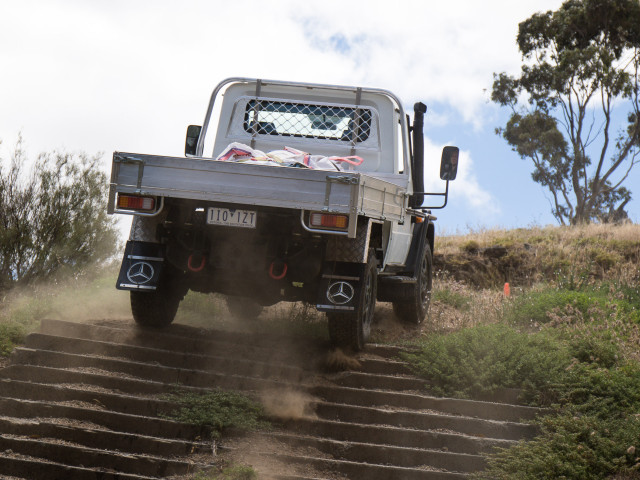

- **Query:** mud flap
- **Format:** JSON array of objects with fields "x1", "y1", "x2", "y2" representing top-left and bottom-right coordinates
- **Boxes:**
[
  {"x1": 316, "y1": 262, "x2": 365, "y2": 312},
  {"x1": 116, "y1": 241, "x2": 165, "y2": 291}
]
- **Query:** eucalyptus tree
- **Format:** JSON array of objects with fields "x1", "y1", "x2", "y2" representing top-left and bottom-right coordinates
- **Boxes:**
[{"x1": 492, "y1": 0, "x2": 640, "y2": 224}]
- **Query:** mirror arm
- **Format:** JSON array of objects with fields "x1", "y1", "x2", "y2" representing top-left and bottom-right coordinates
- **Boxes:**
[{"x1": 412, "y1": 180, "x2": 450, "y2": 210}]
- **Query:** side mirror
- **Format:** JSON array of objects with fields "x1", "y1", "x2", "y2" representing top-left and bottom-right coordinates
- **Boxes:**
[
  {"x1": 440, "y1": 146, "x2": 459, "y2": 181},
  {"x1": 185, "y1": 125, "x2": 202, "y2": 156}
]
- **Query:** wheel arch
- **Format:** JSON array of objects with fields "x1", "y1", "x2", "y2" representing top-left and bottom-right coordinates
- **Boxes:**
[{"x1": 426, "y1": 220, "x2": 435, "y2": 254}]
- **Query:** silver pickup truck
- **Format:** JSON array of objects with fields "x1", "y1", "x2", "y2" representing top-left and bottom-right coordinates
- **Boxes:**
[{"x1": 108, "y1": 77, "x2": 458, "y2": 350}]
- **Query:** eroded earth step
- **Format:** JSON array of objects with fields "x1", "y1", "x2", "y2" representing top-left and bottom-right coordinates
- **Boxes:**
[
  {"x1": 4, "y1": 346, "x2": 541, "y2": 428},
  {"x1": 2, "y1": 377, "x2": 530, "y2": 444},
  {"x1": 268, "y1": 453, "x2": 468, "y2": 480},
  {"x1": 26, "y1": 320, "x2": 543, "y2": 421},
  {"x1": 282, "y1": 417, "x2": 513, "y2": 455},
  {"x1": 0, "y1": 435, "x2": 205, "y2": 478},
  {"x1": 24, "y1": 332, "x2": 308, "y2": 381},
  {"x1": 0, "y1": 455, "x2": 159, "y2": 480},
  {"x1": 38, "y1": 319, "x2": 327, "y2": 368},
  {"x1": 0, "y1": 319, "x2": 541, "y2": 479},
  {"x1": 0, "y1": 416, "x2": 205, "y2": 457},
  {"x1": 255, "y1": 431, "x2": 487, "y2": 472},
  {"x1": 310, "y1": 384, "x2": 543, "y2": 423},
  {"x1": 312, "y1": 401, "x2": 536, "y2": 441},
  {"x1": 38, "y1": 319, "x2": 412, "y2": 376}
]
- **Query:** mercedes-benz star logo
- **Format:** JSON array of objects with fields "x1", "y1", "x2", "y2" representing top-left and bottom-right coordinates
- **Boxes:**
[
  {"x1": 126, "y1": 261, "x2": 155, "y2": 285},
  {"x1": 327, "y1": 281, "x2": 355, "y2": 305}
]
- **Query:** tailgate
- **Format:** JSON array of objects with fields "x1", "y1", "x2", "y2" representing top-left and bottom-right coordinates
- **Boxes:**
[{"x1": 108, "y1": 152, "x2": 407, "y2": 237}]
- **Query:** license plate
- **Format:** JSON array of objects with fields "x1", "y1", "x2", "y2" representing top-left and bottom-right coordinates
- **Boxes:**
[{"x1": 207, "y1": 207, "x2": 257, "y2": 228}]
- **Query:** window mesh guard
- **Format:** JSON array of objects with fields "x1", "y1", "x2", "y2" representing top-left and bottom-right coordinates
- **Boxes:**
[{"x1": 242, "y1": 99, "x2": 373, "y2": 144}]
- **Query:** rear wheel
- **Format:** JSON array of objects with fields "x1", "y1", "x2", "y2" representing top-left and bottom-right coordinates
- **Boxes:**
[
  {"x1": 393, "y1": 245, "x2": 433, "y2": 324},
  {"x1": 328, "y1": 249, "x2": 377, "y2": 351},
  {"x1": 130, "y1": 269, "x2": 186, "y2": 328}
]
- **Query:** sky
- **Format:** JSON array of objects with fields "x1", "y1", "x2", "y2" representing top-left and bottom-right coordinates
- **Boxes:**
[{"x1": 1, "y1": 0, "x2": 639, "y2": 237}]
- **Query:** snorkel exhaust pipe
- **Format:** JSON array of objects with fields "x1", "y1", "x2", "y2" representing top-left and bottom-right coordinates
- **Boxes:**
[{"x1": 411, "y1": 102, "x2": 427, "y2": 208}]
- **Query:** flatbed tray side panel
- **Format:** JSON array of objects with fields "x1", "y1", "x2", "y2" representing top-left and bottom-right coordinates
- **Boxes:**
[
  {"x1": 111, "y1": 152, "x2": 358, "y2": 214},
  {"x1": 358, "y1": 173, "x2": 407, "y2": 223}
]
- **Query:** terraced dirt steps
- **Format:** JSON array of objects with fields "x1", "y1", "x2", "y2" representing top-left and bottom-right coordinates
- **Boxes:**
[{"x1": 0, "y1": 319, "x2": 542, "y2": 479}]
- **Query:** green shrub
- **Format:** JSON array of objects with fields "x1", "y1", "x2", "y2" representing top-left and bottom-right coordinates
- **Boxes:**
[
  {"x1": 161, "y1": 389, "x2": 270, "y2": 439},
  {"x1": 478, "y1": 412, "x2": 640, "y2": 480},
  {"x1": 402, "y1": 324, "x2": 571, "y2": 404},
  {"x1": 567, "y1": 333, "x2": 619, "y2": 369},
  {"x1": 505, "y1": 288, "x2": 608, "y2": 327},
  {"x1": 0, "y1": 322, "x2": 25, "y2": 357},
  {"x1": 478, "y1": 362, "x2": 640, "y2": 480}
]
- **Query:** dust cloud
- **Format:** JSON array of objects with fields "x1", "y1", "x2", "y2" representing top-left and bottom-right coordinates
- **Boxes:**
[
  {"x1": 324, "y1": 348, "x2": 361, "y2": 372},
  {"x1": 1, "y1": 269, "x2": 131, "y2": 330},
  {"x1": 260, "y1": 388, "x2": 318, "y2": 420}
]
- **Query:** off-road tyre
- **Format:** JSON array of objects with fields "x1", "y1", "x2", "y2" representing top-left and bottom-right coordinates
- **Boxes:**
[
  {"x1": 327, "y1": 249, "x2": 377, "y2": 351},
  {"x1": 225, "y1": 296, "x2": 264, "y2": 320},
  {"x1": 130, "y1": 269, "x2": 186, "y2": 328},
  {"x1": 393, "y1": 245, "x2": 433, "y2": 324}
]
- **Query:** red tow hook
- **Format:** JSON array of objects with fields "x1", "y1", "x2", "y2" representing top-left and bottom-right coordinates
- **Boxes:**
[
  {"x1": 187, "y1": 254, "x2": 206, "y2": 272},
  {"x1": 269, "y1": 260, "x2": 288, "y2": 280}
]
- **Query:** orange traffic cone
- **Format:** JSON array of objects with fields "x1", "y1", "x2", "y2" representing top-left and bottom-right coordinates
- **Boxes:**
[{"x1": 503, "y1": 282, "x2": 510, "y2": 297}]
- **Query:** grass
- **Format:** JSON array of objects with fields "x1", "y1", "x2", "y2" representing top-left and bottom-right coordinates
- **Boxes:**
[{"x1": 436, "y1": 223, "x2": 640, "y2": 288}]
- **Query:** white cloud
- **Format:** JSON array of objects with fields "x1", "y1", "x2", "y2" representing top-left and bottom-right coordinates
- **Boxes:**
[
  {"x1": 0, "y1": 0, "x2": 561, "y2": 232},
  {"x1": 291, "y1": 0, "x2": 564, "y2": 128},
  {"x1": 422, "y1": 138, "x2": 498, "y2": 216},
  {"x1": 0, "y1": 1, "x2": 565, "y2": 154}
]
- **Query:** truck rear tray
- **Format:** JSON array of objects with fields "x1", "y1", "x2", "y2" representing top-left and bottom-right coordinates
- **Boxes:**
[{"x1": 108, "y1": 152, "x2": 408, "y2": 238}]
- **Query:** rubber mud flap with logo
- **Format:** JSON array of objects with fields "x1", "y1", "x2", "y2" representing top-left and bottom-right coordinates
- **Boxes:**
[
  {"x1": 116, "y1": 241, "x2": 165, "y2": 291},
  {"x1": 316, "y1": 262, "x2": 364, "y2": 312}
]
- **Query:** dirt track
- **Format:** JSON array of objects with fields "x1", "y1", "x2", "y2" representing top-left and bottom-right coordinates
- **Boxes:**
[{"x1": 0, "y1": 318, "x2": 541, "y2": 479}]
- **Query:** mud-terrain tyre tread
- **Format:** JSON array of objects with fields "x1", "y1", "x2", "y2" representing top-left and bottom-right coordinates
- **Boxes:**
[
  {"x1": 130, "y1": 268, "x2": 186, "y2": 328},
  {"x1": 393, "y1": 245, "x2": 433, "y2": 324},
  {"x1": 131, "y1": 290, "x2": 181, "y2": 328},
  {"x1": 328, "y1": 249, "x2": 377, "y2": 351}
]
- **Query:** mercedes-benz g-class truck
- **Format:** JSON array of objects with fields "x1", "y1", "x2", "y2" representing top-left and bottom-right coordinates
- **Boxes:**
[{"x1": 108, "y1": 77, "x2": 458, "y2": 350}]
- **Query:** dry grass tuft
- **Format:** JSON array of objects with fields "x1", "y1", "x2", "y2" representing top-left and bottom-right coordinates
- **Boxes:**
[{"x1": 434, "y1": 224, "x2": 640, "y2": 288}]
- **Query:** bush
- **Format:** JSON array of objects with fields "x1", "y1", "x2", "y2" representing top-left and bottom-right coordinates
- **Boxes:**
[
  {"x1": 479, "y1": 412, "x2": 640, "y2": 480},
  {"x1": 0, "y1": 138, "x2": 118, "y2": 291},
  {"x1": 479, "y1": 362, "x2": 640, "y2": 480},
  {"x1": 505, "y1": 287, "x2": 609, "y2": 327},
  {"x1": 402, "y1": 324, "x2": 571, "y2": 404},
  {"x1": 161, "y1": 389, "x2": 270, "y2": 439},
  {"x1": 0, "y1": 322, "x2": 25, "y2": 357}
]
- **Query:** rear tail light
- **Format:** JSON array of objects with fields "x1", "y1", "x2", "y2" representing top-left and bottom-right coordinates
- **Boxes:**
[
  {"x1": 310, "y1": 212, "x2": 348, "y2": 229},
  {"x1": 117, "y1": 194, "x2": 156, "y2": 212}
]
